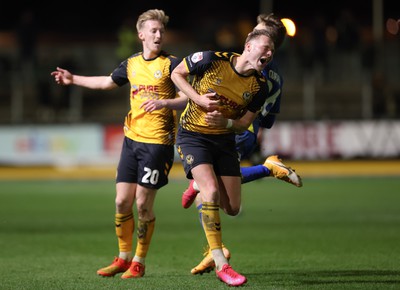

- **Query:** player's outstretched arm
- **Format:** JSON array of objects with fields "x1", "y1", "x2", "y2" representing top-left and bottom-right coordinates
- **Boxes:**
[{"x1": 50, "y1": 67, "x2": 117, "y2": 90}]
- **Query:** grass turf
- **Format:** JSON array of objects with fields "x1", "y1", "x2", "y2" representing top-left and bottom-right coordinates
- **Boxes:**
[{"x1": 0, "y1": 177, "x2": 399, "y2": 289}]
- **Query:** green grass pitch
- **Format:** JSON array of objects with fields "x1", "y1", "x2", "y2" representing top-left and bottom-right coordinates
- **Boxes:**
[{"x1": 0, "y1": 177, "x2": 399, "y2": 289}]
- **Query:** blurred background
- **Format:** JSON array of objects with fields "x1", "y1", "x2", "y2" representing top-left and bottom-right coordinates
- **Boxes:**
[{"x1": 0, "y1": 0, "x2": 399, "y2": 168}]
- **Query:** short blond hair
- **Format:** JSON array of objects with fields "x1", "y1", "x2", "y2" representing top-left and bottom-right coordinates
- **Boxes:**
[
  {"x1": 245, "y1": 29, "x2": 273, "y2": 44},
  {"x1": 136, "y1": 9, "x2": 169, "y2": 32}
]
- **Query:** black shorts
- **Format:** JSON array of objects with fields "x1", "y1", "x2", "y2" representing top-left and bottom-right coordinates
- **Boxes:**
[
  {"x1": 176, "y1": 127, "x2": 241, "y2": 179},
  {"x1": 116, "y1": 137, "x2": 174, "y2": 189}
]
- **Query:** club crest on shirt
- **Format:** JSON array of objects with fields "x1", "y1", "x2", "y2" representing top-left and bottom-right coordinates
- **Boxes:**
[
  {"x1": 191, "y1": 52, "x2": 203, "y2": 63},
  {"x1": 154, "y1": 70, "x2": 162, "y2": 79},
  {"x1": 185, "y1": 154, "x2": 194, "y2": 165},
  {"x1": 242, "y1": 91, "x2": 251, "y2": 102}
]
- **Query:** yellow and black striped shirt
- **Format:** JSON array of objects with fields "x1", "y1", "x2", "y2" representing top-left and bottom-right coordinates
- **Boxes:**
[
  {"x1": 180, "y1": 51, "x2": 268, "y2": 134},
  {"x1": 111, "y1": 51, "x2": 181, "y2": 145}
]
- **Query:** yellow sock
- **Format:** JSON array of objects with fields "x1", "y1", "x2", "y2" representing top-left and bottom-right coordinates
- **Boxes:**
[
  {"x1": 134, "y1": 218, "x2": 155, "y2": 258},
  {"x1": 201, "y1": 202, "x2": 222, "y2": 250},
  {"x1": 115, "y1": 212, "x2": 134, "y2": 252}
]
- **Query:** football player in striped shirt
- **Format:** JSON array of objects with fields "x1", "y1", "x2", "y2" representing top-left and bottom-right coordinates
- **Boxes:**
[
  {"x1": 52, "y1": 9, "x2": 187, "y2": 279},
  {"x1": 175, "y1": 14, "x2": 302, "y2": 284}
]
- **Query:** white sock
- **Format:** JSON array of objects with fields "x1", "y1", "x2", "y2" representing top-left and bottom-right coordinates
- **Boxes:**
[
  {"x1": 193, "y1": 181, "x2": 199, "y2": 191},
  {"x1": 119, "y1": 251, "x2": 132, "y2": 261},
  {"x1": 133, "y1": 255, "x2": 145, "y2": 264},
  {"x1": 211, "y1": 248, "x2": 229, "y2": 271}
]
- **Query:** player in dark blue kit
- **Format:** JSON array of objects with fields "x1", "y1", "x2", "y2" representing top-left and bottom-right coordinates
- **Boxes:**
[
  {"x1": 181, "y1": 13, "x2": 303, "y2": 277},
  {"x1": 236, "y1": 59, "x2": 285, "y2": 182}
]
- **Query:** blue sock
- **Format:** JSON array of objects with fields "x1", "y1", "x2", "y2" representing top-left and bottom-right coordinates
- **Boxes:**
[
  {"x1": 241, "y1": 165, "x2": 270, "y2": 184},
  {"x1": 197, "y1": 204, "x2": 203, "y2": 228}
]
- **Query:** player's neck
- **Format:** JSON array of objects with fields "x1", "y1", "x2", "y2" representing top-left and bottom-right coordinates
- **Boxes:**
[{"x1": 233, "y1": 55, "x2": 255, "y2": 77}]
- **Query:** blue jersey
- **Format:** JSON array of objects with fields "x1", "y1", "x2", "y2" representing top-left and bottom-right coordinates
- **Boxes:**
[{"x1": 235, "y1": 60, "x2": 283, "y2": 159}]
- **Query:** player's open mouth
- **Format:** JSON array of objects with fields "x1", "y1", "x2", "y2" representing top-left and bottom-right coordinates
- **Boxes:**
[{"x1": 260, "y1": 58, "x2": 267, "y2": 64}]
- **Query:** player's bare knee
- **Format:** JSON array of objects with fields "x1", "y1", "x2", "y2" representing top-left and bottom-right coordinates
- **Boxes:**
[
  {"x1": 115, "y1": 198, "x2": 131, "y2": 213},
  {"x1": 223, "y1": 206, "x2": 241, "y2": 216}
]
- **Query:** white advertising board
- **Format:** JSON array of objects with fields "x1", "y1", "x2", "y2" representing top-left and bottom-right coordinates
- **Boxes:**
[
  {"x1": 0, "y1": 124, "x2": 105, "y2": 166},
  {"x1": 260, "y1": 120, "x2": 400, "y2": 159},
  {"x1": 0, "y1": 121, "x2": 399, "y2": 166}
]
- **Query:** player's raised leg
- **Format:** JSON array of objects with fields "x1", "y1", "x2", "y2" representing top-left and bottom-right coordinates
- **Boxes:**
[{"x1": 264, "y1": 155, "x2": 302, "y2": 187}]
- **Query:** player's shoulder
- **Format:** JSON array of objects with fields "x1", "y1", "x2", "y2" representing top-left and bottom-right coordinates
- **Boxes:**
[
  {"x1": 263, "y1": 60, "x2": 280, "y2": 75},
  {"x1": 209, "y1": 51, "x2": 240, "y2": 63},
  {"x1": 262, "y1": 60, "x2": 283, "y2": 84},
  {"x1": 160, "y1": 50, "x2": 179, "y2": 59},
  {"x1": 213, "y1": 51, "x2": 239, "y2": 60},
  {"x1": 127, "y1": 52, "x2": 142, "y2": 60},
  {"x1": 159, "y1": 50, "x2": 182, "y2": 64},
  {"x1": 190, "y1": 50, "x2": 238, "y2": 62}
]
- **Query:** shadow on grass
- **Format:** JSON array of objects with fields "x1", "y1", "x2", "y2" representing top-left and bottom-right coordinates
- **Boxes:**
[{"x1": 254, "y1": 270, "x2": 400, "y2": 286}]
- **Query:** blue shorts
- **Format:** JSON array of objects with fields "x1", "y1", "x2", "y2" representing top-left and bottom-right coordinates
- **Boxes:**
[
  {"x1": 235, "y1": 130, "x2": 257, "y2": 160},
  {"x1": 176, "y1": 127, "x2": 241, "y2": 179},
  {"x1": 116, "y1": 137, "x2": 174, "y2": 189}
]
